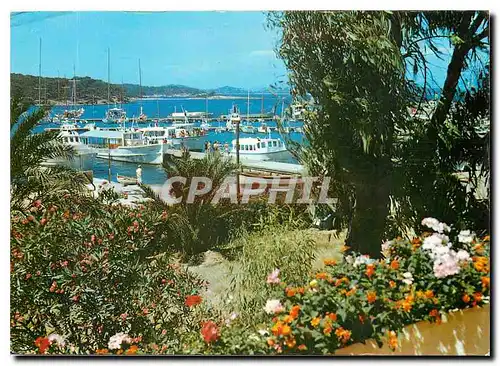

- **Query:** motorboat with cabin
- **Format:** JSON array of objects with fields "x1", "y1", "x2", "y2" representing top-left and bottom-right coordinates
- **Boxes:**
[
  {"x1": 43, "y1": 129, "x2": 96, "y2": 171},
  {"x1": 230, "y1": 137, "x2": 291, "y2": 162},
  {"x1": 79, "y1": 129, "x2": 164, "y2": 165}
]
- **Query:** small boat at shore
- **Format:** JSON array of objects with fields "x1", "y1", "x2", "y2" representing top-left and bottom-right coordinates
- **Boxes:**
[{"x1": 117, "y1": 174, "x2": 137, "y2": 186}]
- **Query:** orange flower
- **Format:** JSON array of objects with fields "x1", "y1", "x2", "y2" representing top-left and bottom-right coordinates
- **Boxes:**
[
  {"x1": 271, "y1": 321, "x2": 283, "y2": 336},
  {"x1": 296, "y1": 287, "x2": 305, "y2": 295},
  {"x1": 388, "y1": 331, "x2": 398, "y2": 351},
  {"x1": 481, "y1": 277, "x2": 490, "y2": 288},
  {"x1": 283, "y1": 315, "x2": 294, "y2": 324},
  {"x1": 34, "y1": 337, "x2": 50, "y2": 354},
  {"x1": 310, "y1": 317, "x2": 320, "y2": 327},
  {"x1": 326, "y1": 313, "x2": 337, "y2": 322},
  {"x1": 286, "y1": 288, "x2": 296, "y2": 297},
  {"x1": 267, "y1": 338, "x2": 275, "y2": 347},
  {"x1": 298, "y1": 344, "x2": 307, "y2": 351},
  {"x1": 281, "y1": 324, "x2": 291, "y2": 336},
  {"x1": 365, "y1": 264, "x2": 376, "y2": 278},
  {"x1": 125, "y1": 345, "x2": 139, "y2": 355},
  {"x1": 483, "y1": 235, "x2": 490, "y2": 242},
  {"x1": 429, "y1": 309, "x2": 439, "y2": 318},
  {"x1": 402, "y1": 301, "x2": 412, "y2": 312},
  {"x1": 462, "y1": 294, "x2": 470, "y2": 303},
  {"x1": 324, "y1": 259, "x2": 337, "y2": 266},
  {"x1": 390, "y1": 260, "x2": 399, "y2": 270},
  {"x1": 316, "y1": 272, "x2": 329, "y2": 280},
  {"x1": 424, "y1": 290, "x2": 434, "y2": 299},
  {"x1": 117, "y1": 349, "x2": 124, "y2": 355},
  {"x1": 95, "y1": 348, "x2": 109, "y2": 355},
  {"x1": 340, "y1": 245, "x2": 350, "y2": 252},
  {"x1": 289, "y1": 305, "x2": 301, "y2": 319},
  {"x1": 366, "y1": 291, "x2": 377, "y2": 304},
  {"x1": 411, "y1": 237, "x2": 422, "y2": 246},
  {"x1": 323, "y1": 325, "x2": 332, "y2": 336},
  {"x1": 346, "y1": 286, "x2": 357, "y2": 297},
  {"x1": 201, "y1": 320, "x2": 219, "y2": 344},
  {"x1": 185, "y1": 295, "x2": 202, "y2": 307},
  {"x1": 416, "y1": 290, "x2": 425, "y2": 299},
  {"x1": 473, "y1": 244, "x2": 485, "y2": 254},
  {"x1": 389, "y1": 280, "x2": 396, "y2": 288},
  {"x1": 285, "y1": 337, "x2": 296, "y2": 349},
  {"x1": 473, "y1": 292, "x2": 483, "y2": 302},
  {"x1": 334, "y1": 327, "x2": 351, "y2": 343}
]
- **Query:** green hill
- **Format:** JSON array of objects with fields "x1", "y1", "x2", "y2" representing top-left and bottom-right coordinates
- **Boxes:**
[{"x1": 10, "y1": 73, "x2": 209, "y2": 104}]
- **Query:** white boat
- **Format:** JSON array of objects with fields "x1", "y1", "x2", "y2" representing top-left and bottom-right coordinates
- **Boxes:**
[
  {"x1": 103, "y1": 107, "x2": 127, "y2": 123},
  {"x1": 80, "y1": 129, "x2": 164, "y2": 165},
  {"x1": 43, "y1": 129, "x2": 96, "y2": 171},
  {"x1": 258, "y1": 122, "x2": 268, "y2": 134},
  {"x1": 226, "y1": 104, "x2": 241, "y2": 130},
  {"x1": 240, "y1": 124, "x2": 256, "y2": 134},
  {"x1": 200, "y1": 119, "x2": 211, "y2": 131},
  {"x1": 230, "y1": 137, "x2": 291, "y2": 162}
]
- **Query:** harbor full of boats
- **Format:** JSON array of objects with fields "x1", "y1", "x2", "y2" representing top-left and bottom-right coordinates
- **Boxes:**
[{"x1": 42, "y1": 114, "x2": 301, "y2": 168}]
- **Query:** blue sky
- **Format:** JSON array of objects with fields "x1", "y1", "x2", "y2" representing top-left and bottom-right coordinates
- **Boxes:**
[
  {"x1": 10, "y1": 11, "x2": 487, "y2": 91},
  {"x1": 10, "y1": 11, "x2": 287, "y2": 89}
]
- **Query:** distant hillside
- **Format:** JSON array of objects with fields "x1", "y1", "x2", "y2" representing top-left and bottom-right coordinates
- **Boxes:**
[{"x1": 10, "y1": 74, "x2": 210, "y2": 104}]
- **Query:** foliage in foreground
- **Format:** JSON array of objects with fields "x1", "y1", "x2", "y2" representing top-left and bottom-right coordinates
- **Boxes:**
[
  {"x1": 176, "y1": 218, "x2": 490, "y2": 355},
  {"x1": 10, "y1": 194, "x2": 206, "y2": 354},
  {"x1": 10, "y1": 96, "x2": 88, "y2": 211}
]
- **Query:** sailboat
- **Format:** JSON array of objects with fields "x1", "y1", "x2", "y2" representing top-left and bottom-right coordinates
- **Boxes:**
[
  {"x1": 200, "y1": 95, "x2": 211, "y2": 131},
  {"x1": 59, "y1": 66, "x2": 84, "y2": 123},
  {"x1": 138, "y1": 59, "x2": 148, "y2": 122},
  {"x1": 240, "y1": 90, "x2": 256, "y2": 134},
  {"x1": 103, "y1": 48, "x2": 127, "y2": 123}
]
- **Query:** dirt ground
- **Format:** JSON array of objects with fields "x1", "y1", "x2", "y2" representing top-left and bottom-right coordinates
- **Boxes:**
[{"x1": 186, "y1": 229, "x2": 346, "y2": 308}]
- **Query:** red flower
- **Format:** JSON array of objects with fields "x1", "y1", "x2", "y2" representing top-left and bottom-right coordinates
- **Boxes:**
[
  {"x1": 40, "y1": 218, "x2": 47, "y2": 226},
  {"x1": 200, "y1": 321, "x2": 219, "y2": 344},
  {"x1": 34, "y1": 336, "x2": 51, "y2": 354},
  {"x1": 185, "y1": 295, "x2": 202, "y2": 307}
]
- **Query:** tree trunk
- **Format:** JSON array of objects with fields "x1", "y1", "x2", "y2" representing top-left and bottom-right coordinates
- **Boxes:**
[{"x1": 347, "y1": 170, "x2": 392, "y2": 258}]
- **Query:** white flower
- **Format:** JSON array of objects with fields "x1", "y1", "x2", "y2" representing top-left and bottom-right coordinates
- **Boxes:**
[
  {"x1": 402, "y1": 272, "x2": 414, "y2": 285},
  {"x1": 263, "y1": 299, "x2": 284, "y2": 314},
  {"x1": 381, "y1": 240, "x2": 393, "y2": 253},
  {"x1": 353, "y1": 255, "x2": 375, "y2": 267},
  {"x1": 433, "y1": 254, "x2": 460, "y2": 278},
  {"x1": 422, "y1": 233, "x2": 446, "y2": 251},
  {"x1": 48, "y1": 333, "x2": 65, "y2": 347},
  {"x1": 458, "y1": 230, "x2": 475, "y2": 244},
  {"x1": 456, "y1": 249, "x2": 471, "y2": 262},
  {"x1": 421, "y1": 217, "x2": 451, "y2": 233},
  {"x1": 345, "y1": 255, "x2": 354, "y2": 264},
  {"x1": 258, "y1": 329, "x2": 269, "y2": 336},
  {"x1": 108, "y1": 332, "x2": 131, "y2": 350}
]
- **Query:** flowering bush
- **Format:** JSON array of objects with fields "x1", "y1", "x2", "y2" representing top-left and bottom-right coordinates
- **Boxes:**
[
  {"x1": 10, "y1": 195, "x2": 206, "y2": 354},
  {"x1": 256, "y1": 218, "x2": 490, "y2": 354}
]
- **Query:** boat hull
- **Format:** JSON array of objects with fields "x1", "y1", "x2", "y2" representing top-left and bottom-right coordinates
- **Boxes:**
[
  {"x1": 231, "y1": 149, "x2": 292, "y2": 162},
  {"x1": 96, "y1": 144, "x2": 163, "y2": 165},
  {"x1": 44, "y1": 149, "x2": 97, "y2": 171}
]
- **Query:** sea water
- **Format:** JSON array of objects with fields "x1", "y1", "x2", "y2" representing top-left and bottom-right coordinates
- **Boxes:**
[{"x1": 33, "y1": 97, "x2": 307, "y2": 185}]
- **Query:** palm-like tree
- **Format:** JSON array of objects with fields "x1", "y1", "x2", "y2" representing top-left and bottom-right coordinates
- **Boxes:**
[
  {"x1": 141, "y1": 151, "x2": 249, "y2": 258},
  {"x1": 10, "y1": 96, "x2": 88, "y2": 210}
]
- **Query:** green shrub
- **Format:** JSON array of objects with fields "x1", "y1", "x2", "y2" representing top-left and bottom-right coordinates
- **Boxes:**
[
  {"x1": 10, "y1": 195, "x2": 206, "y2": 354},
  {"x1": 259, "y1": 219, "x2": 491, "y2": 354},
  {"x1": 225, "y1": 227, "x2": 316, "y2": 325}
]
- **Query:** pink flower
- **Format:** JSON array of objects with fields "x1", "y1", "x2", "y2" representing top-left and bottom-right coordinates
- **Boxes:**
[
  {"x1": 120, "y1": 313, "x2": 128, "y2": 321},
  {"x1": 263, "y1": 299, "x2": 284, "y2": 314},
  {"x1": 433, "y1": 254, "x2": 460, "y2": 278},
  {"x1": 266, "y1": 268, "x2": 280, "y2": 284}
]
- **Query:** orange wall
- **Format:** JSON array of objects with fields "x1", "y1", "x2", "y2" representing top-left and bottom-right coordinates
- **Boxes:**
[{"x1": 335, "y1": 305, "x2": 490, "y2": 356}]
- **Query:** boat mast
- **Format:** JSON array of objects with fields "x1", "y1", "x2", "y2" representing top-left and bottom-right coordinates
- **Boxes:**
[
  {"x1": 107, "y1": 47, "x2": 111, "y2": 108},
  {"x1": 139, "y1": 59, "x2": 142, "y2": 104},
  {"x1": 38, "y1": 38, "x2": 41, "y2": 105},
  {"x1": 247, "y1": 89, "x2": 250, "y2": 123}
]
